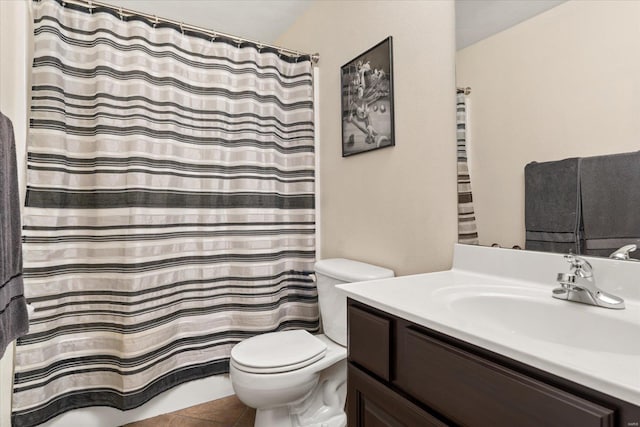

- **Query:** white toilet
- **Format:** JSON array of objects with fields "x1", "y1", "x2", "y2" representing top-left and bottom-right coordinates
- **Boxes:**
[{"x1": 230, "y1": 258, "x2": 394, "y2": 427}]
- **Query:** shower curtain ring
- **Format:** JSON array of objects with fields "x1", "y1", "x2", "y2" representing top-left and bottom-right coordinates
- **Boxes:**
[
  {"x1": 257, "y1": 44, "x2": 263, "y2": 53},
  {"x1": 119, "y1": 7, "x2": 124, "y2": 21},
  {"x1": 153, "y1": 16, "x2": 158, "y2": 28},
  {"x1": 180, "y1": 22, "x2": 185, "y2": 35},
  {"x1": 88, "y1": 1, "x2": 93, "y2": 14}
]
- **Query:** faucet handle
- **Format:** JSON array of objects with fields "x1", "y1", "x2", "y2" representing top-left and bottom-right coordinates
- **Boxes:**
[
  {"x1": 564, "y1": 254, "x2": 593, "y2": 277},
  {"x1": 609, "y1": 244, "x2": 638, "y2": 261}
]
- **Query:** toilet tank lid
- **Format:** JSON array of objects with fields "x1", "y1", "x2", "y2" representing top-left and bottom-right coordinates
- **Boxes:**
[{"x1": 314, "y1": 258, "x2": 394, "y2": 282}]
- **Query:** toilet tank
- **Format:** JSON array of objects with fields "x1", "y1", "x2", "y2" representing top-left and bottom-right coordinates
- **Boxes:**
[{"x1": 314, "y1": 258, "x2": 394, "y2": 346}]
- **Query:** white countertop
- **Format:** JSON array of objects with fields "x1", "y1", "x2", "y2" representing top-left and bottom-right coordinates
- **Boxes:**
[{"x1": 336, "y1": 244, "x2": 640, "y2": 406}]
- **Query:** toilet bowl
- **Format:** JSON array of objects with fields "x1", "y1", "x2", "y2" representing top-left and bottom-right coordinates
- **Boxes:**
[
  {"x1": 231, "y1": 333, "x2": 347, "y2": 427},
  {"x1": 230, "y1": 259, "x2": 394, "y2": 427}
]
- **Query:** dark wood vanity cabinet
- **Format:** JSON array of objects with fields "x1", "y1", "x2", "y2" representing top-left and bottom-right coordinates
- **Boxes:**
[
  {"x1": 347, "y1": 299, "x2": 640, "y2": 427},
  {"x1": 348, "y1": 364, "x2": 448, "y2": 427}
]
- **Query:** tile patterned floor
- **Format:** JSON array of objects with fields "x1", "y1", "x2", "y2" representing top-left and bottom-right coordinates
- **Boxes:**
[{"x1": 122, "y1": 394, "x2": 255, "y2": 427}]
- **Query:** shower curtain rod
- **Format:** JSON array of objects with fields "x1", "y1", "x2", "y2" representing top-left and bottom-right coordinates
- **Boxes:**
[
  {"x1": 457, "y1": 86, "x2": 471, "y2": 95},
  {"x1": 54, "y1": 0, "x2": 320, "y2": 63}
]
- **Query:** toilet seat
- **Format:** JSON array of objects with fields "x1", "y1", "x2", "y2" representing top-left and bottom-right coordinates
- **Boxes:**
[{"x1": 231, "y1": 330, "x2": 327, "y2": 374}]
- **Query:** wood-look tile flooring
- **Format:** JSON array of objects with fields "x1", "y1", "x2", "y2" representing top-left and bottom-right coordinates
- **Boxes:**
[{"x1": 122, "y1": 395, "x2": 255, "y2": 427}]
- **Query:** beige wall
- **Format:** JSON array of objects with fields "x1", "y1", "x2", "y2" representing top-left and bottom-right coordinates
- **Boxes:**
[
  {"x1": 278, "y1": 1, "x2": 458, "y2": 276},
  {"x1": 456, "y1": 0, "x2": 640, "y2": 249}
]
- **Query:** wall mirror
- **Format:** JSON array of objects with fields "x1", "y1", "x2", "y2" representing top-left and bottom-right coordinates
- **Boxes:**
[{"x1": 455, "y1": 0, "x2": 640, "y2": 257}]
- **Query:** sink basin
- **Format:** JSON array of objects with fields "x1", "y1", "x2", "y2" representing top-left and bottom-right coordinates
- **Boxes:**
[{"x1": 443, "y1": 287, "x2": 640, "y2": 355}]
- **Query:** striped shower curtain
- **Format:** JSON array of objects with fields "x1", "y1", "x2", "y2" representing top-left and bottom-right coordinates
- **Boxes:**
[
  {"x1": 456, "y1": 92, "x2": 479, "y2": 244},
  {"x1": 13, "y1": 1, "x2": 317, "y2": 425}
]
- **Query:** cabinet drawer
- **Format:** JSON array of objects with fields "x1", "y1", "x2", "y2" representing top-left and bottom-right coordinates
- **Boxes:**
[
  {"x1": 397, "y1": 327, "x2": 614, "y2": 427},
  {"x1": 348, "y1": 363, "x2": 448, "y2": 427},
  {"x1": 348, "y1": 303, "x2": 391, "y2": 381}
]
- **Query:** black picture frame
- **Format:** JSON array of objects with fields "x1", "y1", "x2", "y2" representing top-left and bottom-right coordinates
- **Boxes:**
[{"x1": 341, "y1": 37, "x2": 395, "y2": 157}]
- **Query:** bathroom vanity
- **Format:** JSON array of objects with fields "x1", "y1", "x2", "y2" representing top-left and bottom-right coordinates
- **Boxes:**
[{"x1": 338, "y1": 245, "x2": 640, "y2": 426}]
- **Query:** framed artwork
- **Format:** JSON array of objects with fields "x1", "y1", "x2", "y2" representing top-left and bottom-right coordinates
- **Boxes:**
[{"x1": 340, "y1": 37, "x2": 395, "y2": 157}]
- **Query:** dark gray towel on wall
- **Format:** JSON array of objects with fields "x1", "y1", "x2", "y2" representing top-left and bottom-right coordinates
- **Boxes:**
[
  {"x1": 0, "y1": 111, "x2": 29, "y2": 357},
  {"x1": 581, "y1": 151, "x2": 640, "y2": 258},
  {"x1": 524, "y1": 157, "x2": 582, "y2": 254}
]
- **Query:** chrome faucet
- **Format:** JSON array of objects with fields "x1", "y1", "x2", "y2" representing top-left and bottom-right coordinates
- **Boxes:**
[
  {"x1": 553, "y1": 254, "x2": 625, "y2": 309},
  {"x1": 609, "y1": 244, "x2": 639, "y2": 261}
]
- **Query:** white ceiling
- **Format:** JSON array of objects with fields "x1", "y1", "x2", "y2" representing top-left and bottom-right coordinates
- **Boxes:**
[
  {"x1": 455, "y1": 0, "x2": 566, "y2": 50},
  {"x1": 107, "y1": 0, "x2": 566, "y2": 50},
  {"x1": 106, "y1": 0, "x2": 314, "y2": 43}
]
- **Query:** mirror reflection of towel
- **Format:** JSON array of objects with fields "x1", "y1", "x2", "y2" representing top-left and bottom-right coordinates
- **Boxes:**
[
  {"x1": 0, "y1": 112, "x2": 29, "y2": 357},
  {"x1": 581, "y1": 151, "x2": 640, "y2": 258},
  {"x1": 524, "y1": 157, "x2": 581, "y2": 254}
]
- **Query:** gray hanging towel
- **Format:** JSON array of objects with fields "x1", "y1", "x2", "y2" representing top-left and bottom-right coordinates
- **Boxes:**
[
  {"x1": 524, "y1": 157, "x2": 582, "y2": 254},
  {"x1": 580, "y1": 151, "x2": 640, "y2": 258},
  {"x1": 0, "y1": 112, "x2": 29, "y2": 357}
]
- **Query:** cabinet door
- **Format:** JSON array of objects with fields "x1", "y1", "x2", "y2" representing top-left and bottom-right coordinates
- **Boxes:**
[
  {"x1": 348, "y1": 303, "x2": 391, "y2": 381},
  {"x1": 396, "y1": 327, "x2": 615, "y2": 427},
  {"x1": 347, "y1": 363, "x2": 448, "y2": 427}
]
